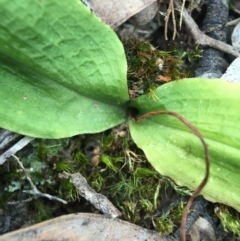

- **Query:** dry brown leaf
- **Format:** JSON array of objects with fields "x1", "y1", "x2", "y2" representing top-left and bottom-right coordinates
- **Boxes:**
[
  {"x1": 157, "y1": 75, "x2": 172, "y2": 82},
  {"x1": 189, "y1": 217, "x2": 216, "y2": 241},
  {"x1": 129, "y1": 1, "x2": 159, "y2": 25},
  {"x1": 82, "y1": 0, "x2": 157, "y2": 28},
  {"x1": 0, "y1": 213, "x2": 178, "y2": 241}
]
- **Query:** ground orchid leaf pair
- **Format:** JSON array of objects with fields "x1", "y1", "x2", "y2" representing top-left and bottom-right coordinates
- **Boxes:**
[{"x1": 0, "y1": 0, "x2": 240, "y2": 214}]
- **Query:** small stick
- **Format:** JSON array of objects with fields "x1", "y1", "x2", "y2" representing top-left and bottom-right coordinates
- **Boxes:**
[
  {"x1": 165, "y1": 0, "x2": 176, "y2": 40},
  {"x1": 0, "y1": 130, "x2": 20, "y2": 150},
  {"x1": 171, "y1": 0, "x2": 176, "y2": 40},
  {"x1": 12, "y1": 154, "x2": 67, "y2": 204},
  {"x1": 174, "y1": 0, "x2": 239, "y2": 57},
  {"x1": 0, "y1": 136, "x2": 34, "y2": 165},
  {"x1": 59, "y1": 171, "x2": 122, "y2": 218}
]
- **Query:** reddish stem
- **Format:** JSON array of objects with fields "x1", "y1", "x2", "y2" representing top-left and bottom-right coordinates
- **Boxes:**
[{"x1": 131, "y1": 110, "x2": 210, "y2": 241}]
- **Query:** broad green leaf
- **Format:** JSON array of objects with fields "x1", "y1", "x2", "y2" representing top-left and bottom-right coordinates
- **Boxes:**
[
  {"x1": 129, "y1": 78, "x2": 240, "y2": 211},
  {"x1": 0, "y1": 0, "x2": 129, "y2": 138}
]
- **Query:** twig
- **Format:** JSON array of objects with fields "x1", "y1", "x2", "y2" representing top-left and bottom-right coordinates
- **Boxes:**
[
  {"x1": 11, "y1": 154, "x2": 67, "y2": 204},
  {"x1": 0, "y1": 130, "x2": 20, "y2": 151},
  {"x1": 165, "y1": 0, "x2": 176, "y2": 40},
  {"x1": 195, "y1": 17, "x2": 240, "y2": 33},
  {"x1": 7, "y1": 197, "x2": 34, "y2": 205},
  {"x1": 0, "y1": 136, "x2": 34, "y2": 165},
  {"x1": 225, "y1": 17, "x2": 240, "y2": 27},
  {"x1": 174, "y1": 0, "x2": 239, "y2": 57},
  {"x1": 59, "y1": 171, "x2": 122, "y2": 218},
  {"x1": 232, "y1": 7, "x2": 240, "y2": 15},
  {"x1": 171, "y1": 0, "x2": 176, "y2": 40},
  {"x1": 179, "y1": 0, "x2": 186, "y2": 29}
]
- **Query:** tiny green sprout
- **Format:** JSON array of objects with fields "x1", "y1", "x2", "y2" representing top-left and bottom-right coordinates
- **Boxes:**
[
  {"x1": 153, "y1": 182, "x2": 161, "y2": 210},
  {"x1": 54, "y1": 161, "x2": 73, "y2": 173},
  {"x1": 33, "y1": 199, "x2": 52, "y2": 222},
  {"x1": 181, "y1": 45, "x2": 202, "y2": 63},
  {"x1": 120, "y1": 201, "x2": 140, "y2": 223},
  {"x1": 152, "y1": 200, "x2": 185, "y2": 235},
  {"x1": 215, "y1": 205, "x2": 240, "y2": 236},
  {"x1": 73, "y1": 151, "x2": 89, "y2": 169},
  {"x1": 36, "y1": 140, "x2": 67, "y2": 162},
  {"x1": 170, "y1": 201, "x2": 185, "y2": 224},
  {"x1": 90, "y1": 172, "x2": 104, "y2": 192},
  {"x1": 148, "y1": 83, "x2": 160, "y2": 100},
  {"x1": 152, "y1": 211, "x2": 175, "y2": 234},
  {"x1": 100, "y1": 154, "x2": 119, "y2": 172},
  {"x1": 110, "y1": 173, "x2": 136, "y2": 198},
  {"x1": 59, "y1": 179, "x2": 79, "y2": 202},
  {"x1": 139, "y1": 199, "x2": 154, "y2": 213},
  {"x1": 36, "y1": 142, "x2": 48, "y2": 161},
  {"x1": 133, "y1": 167, "x2": 159, "y2": 178}
]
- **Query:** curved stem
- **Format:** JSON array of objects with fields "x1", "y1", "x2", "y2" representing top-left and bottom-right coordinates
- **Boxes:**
[{"x1": 133, "y1": 110, "x2": 210, "y2": 241}]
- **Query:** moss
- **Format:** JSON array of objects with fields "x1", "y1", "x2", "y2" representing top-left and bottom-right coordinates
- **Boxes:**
[
  {"x1": 123, "y1": 38, "x2": 191, "y2": 99},
  {"x1": 0, "y1": 128, "x2": 192, "y2": 234},
  {"x1": 215, "y1": 205, "x2": 240, "y2": 237},
  {"x1": 153, "y1": 213, "x2": 175, "y2": 235},
  {"x1": 33, "y1": 199, "x2": 52, "y2": 222},
  {"x1": 152, "y1": 201, "x2": 185, "y2": 235}
]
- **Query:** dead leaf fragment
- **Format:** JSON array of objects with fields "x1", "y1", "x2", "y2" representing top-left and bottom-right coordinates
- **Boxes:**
[
  {"x1": 82, "y1": 0, "x2": 157, "y2": 28},
  {"x1": 157, "y1": 75, "x2": 172, "y2": 82},
  {"x1": 129, "y1": 1, "x2": 159, "y2": 25},
  {"x1": 189, "y1": 217, "x2": 216, "y2": 241},
  {"x1": 0, "y1": 213, "x2": 178, "y2": 241}
]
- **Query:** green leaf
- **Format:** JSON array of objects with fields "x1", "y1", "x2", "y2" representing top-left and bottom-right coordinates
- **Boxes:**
[
  {"x1": 129, "y1": 78, "x2": 240, "y2": 211},
  {"x1": 0, "y1": 0, "x2": 129, "y2": 138}
]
